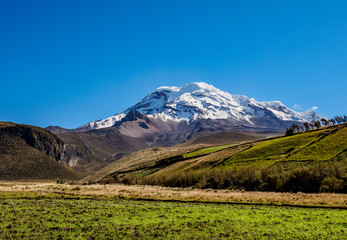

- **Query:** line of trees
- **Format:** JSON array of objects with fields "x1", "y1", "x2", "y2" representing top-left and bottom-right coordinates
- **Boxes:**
[{"x1": 286, "y1": 115, "x2": 347, "y2": 136}]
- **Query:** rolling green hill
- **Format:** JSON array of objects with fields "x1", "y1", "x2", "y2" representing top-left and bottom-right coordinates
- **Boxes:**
[
  {"x1": 222, "y1": 124, "x2": 347, "y2": 167},
  {"x1": 85, "y1": 123, "x2": 347, "y2": 192}
]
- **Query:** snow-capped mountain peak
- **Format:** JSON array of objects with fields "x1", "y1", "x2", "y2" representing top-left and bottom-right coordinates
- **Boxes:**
[{"x1": 79, "y1": 82, "x2": 321, "y2": 130}]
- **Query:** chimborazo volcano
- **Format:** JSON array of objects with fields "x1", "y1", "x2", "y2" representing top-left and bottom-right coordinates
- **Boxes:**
[{"x1": 76, "y1": 82, "x2": 320, "y2": 134}]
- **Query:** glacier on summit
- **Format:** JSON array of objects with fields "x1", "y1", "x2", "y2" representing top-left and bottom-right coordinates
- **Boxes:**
[{"x1": 79, "y1": 82, "x2": 321, "y2": 130}]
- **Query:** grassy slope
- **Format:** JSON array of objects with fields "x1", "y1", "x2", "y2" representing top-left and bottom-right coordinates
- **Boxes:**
[
  {"x1": 222, "y1": 124, "x2": 347, "y2": 167},
  {"x1": 287, "y1": 127, "x2": 347, "y2": 160},
  {"x1": 85, "y1": 123, "x2": 347, "y2": 184},
  {"x1": 183, "y1": 144, "x2": 232, "y2": 158}
]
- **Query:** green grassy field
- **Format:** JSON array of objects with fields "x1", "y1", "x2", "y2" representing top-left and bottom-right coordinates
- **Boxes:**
[
  {"x1": 0, "y1": 193, "x2": 346, "y2": 239},
  {"x1": 183, "y1": 144, "x2": 232, "y2": 158},
  {"x1": 222, "y1": 126, "x2": 347, "y2": 167}
]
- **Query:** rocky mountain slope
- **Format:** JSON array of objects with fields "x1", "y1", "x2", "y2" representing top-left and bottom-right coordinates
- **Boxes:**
[{"x1": 0, "y1": 122, "x2": 79, "y2": 180}]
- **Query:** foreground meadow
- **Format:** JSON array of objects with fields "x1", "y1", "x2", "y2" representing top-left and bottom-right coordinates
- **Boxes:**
[
  {"x1": 0, "y1": 182, "x2": 347, "y2": 239},
  {"x1": 1, "y1": 192, "x2": 346, "y2": 239}
]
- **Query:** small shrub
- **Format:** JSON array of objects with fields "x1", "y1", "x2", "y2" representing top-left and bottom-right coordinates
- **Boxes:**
[
  {"x1": 319, "y1": 177, "x2": 344, "y2": 193},
  {"x1": 56, "y1": 179, "x2": 66, "y2": 184},
  {"x1": 100, "y1": 176, "x2": 116, "y2": 185}
]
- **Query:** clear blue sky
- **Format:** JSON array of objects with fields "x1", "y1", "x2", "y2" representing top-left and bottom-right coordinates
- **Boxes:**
[{"x1": 1, "y1": 0, "x2": 346, "y2": 128}]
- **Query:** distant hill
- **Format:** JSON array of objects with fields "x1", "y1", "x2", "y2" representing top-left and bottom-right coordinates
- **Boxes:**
[
  {"x1": 57, "y1": 128, "x2": 149, "y2": 176},
  {"x1": 84, "y1": 123, "x2": 347, "y2": 193},
  {"x1": 0, "y1": 122, "x2": 79, "y2": 180}
]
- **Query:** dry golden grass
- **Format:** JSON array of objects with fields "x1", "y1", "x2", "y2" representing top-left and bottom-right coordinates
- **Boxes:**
[{"x1": 0, "y1": 181, "x2": 346, "y2": 208}]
